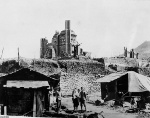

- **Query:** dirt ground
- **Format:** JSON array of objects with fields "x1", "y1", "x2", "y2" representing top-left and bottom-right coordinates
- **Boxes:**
[
  {"x1": 8, "y1": 97, "x2": 145, "y2": 118},
  {"x1": 61, "y1": 97, "x2": 139, "y2": 118}
]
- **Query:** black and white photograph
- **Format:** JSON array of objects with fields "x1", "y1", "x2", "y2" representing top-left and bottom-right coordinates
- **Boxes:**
[{"x1": 0, "y1": 0, "x2": 150, "y2": 118}]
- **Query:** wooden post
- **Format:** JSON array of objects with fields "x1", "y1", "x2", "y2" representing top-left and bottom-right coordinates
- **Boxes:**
[
  {"x1": 52, "y1": 87, "x2": 54, "y2": 105},
  {"x1": 115, "y1": 81, "x2": 117, "y2": 99},
  {"x1": 48, "y1": 87, "x2": 51, "y2": 111},
  {"x1": 0, "y1": 47, "x2": 4, "y2": 59},
  {"x1": 3, "y1": 85, "x2": 7, "y2": 115},
  {"x1": 49, "y1": 91, "x2": 51, "y2": 111},
  {"x1": 4, "y1": 106, "x2": 7, "y2": 115},
  {"x1": 18, "y1": 47, "x2": 20, "y2": 65},
  {"x1": 0, "y1": 105, "x2": 1, "y2": 115},
  {"x1": 33, "y1": 90, "x2": 36, "y2": 117}
]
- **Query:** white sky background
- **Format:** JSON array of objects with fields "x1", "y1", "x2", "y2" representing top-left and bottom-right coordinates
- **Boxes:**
[{"x1": 0, "y1": 0, "x2": 150, "y2": 59}]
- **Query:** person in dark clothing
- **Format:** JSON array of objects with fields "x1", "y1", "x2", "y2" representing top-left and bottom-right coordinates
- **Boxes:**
[
  {"x1": 136, "y1": 95, "x2": 146, "y2": 111},
  {"x1": 56, "y1": 88, "x2": 62, "y2": 113},
  {"x1": 130, "y1": 97, "x2": 135, "y2": 108},
  {"x1": 72, "y1": 88, "x2": 80, "y2": 112},
  {"x1": 79, "y1": 87, "x2": 87, "y2": 111}
]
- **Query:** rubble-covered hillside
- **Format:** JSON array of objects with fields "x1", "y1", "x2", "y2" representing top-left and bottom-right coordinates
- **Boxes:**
[
  {"x1": 0, "y1": 58, "x2": 105, "y2": 96},
  {"x1": 134, "y1": 41, "x2": 150, "y2": 59},
  {"x1": 0, "y1": 57, "x2": 61, "y2": 76}
]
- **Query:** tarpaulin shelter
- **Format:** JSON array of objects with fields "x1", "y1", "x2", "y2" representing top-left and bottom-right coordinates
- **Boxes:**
[
  {"x1": 0, "y1": 68, "x2": 60, "y2": 117},
  {"x1": 96, "y1": 71, "x2": 150, "y2": 100}
]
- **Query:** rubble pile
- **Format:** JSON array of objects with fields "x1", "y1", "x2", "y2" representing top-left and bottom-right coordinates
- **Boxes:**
[
  {"x1": 60, "y1": 73, "x2": 101, "y2": 95},
  {"x1": 125, "y1": 58, "x2": 139, "y2": 67},
  {"x1": 0, "y1": 59, "x2": 21, "y2": 73},
  {"x1": 0, "y1": 58, "x2": 105, "y2": 95},
  {"x1": 139, "y1": 67, "x2": 150, "y2": 77},
  {"x1": 58, "y1": 60, "x2": 105, "y2": 74},
  {"x1": 105, "y1": 57, "x2": 139, "y2": 67},
  {"x1": 0, "y1": 58, "x2": 61, "y2": 76},
  {"x1": 30, "y1": 59, "x2": 61, "y2": 76},
  {"x1": 58, "y1": 60, "x2": 105, "y2": 95}
]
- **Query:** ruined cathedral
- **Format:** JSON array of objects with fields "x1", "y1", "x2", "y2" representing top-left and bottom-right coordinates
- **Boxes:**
[{"x1": 40, "y1": 20, "x2": 90, "y2": 59}]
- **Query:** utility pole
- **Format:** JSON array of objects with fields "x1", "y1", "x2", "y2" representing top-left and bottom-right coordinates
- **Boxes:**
[
  {"x1": 33, "y1": 54, "x2": 35, "y2": 70},
  {"x1": 0, "y1": 48, "x2": 4, "y2": 59},
  {"x1": 18, "y1": 48, "x2": 20, "y2": 65}
]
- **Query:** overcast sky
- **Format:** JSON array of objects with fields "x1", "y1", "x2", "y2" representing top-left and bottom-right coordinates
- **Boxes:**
[{"x1": 0, "y1": 0, "x2": 150, "y2": 59}]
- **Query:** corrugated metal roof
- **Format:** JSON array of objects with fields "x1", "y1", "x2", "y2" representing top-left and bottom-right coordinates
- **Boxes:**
[{"x1": 5, "y1": 80, "x2": 49, "y2": 88}]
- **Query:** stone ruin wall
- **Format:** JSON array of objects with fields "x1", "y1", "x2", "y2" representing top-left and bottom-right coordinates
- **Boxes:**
[{"x1": 58, "y1": 60, "x2": 105, "y2": 95}]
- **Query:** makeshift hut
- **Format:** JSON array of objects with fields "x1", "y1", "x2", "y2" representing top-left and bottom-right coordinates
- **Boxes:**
[
  {"x1": 96, "y1": 71, "x2": 150, "y2": 101},
  {"x1": 0, "y1": 68, "x2": 60, "y2": 117}
]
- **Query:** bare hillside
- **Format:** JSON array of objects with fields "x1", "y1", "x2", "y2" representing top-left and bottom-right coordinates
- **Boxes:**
[{"x1": 134, "y1": 41, "x2": 150, "y2": 59}]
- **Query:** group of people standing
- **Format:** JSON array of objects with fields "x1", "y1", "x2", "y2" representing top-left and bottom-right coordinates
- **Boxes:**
[
  {"x1": 55, "y1": 87, "x2": 87, "y2": 113},
  {"x1": 72, "y1": 87, "x2": 87, "y2": 112}
]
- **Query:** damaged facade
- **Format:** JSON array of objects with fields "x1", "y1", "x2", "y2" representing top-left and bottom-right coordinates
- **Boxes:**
[
  {"x1": 124, "y1": 47, "x2": 139, "y2": 59},
  {"x1": 40, "y1": 20, "x2": 91, "y2": 59}
]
